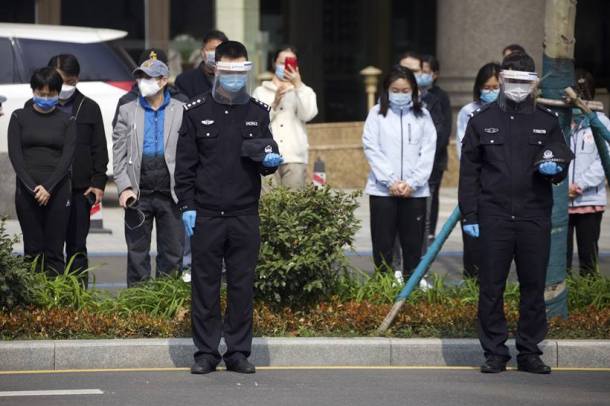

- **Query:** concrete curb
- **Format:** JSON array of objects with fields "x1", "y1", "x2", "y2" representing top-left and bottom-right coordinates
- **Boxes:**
[{"x1": 0, "y1": 338, "x2": 608, "y2": 371}]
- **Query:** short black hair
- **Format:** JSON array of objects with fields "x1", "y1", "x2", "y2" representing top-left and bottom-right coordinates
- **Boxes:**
[
  {"x1": 399, "y1": 51, "x2": 422, "y2": 68},
  {"x1": 575, "y1": 69, "x2": 596, "y2": 100},
  {"x1": 203, "y1": 29, "x2": 228, "y2": 45},
  {"x1": 501, "y1": 51, "x2": 535, "y2": 72},
  {"x1": 215, "y1": 40, "x2": 248, "y2": 62},
  {"x1": 379, "y1": 65, "x2": 423, "y2": 118},
  {"x1": 473, "y1": 62, "x2": 501, "y2": 102},
  {"x1": 48, "y1": 54, "x2": 80, "y2": 77},
  {"x1": 30, "y1": 67, "x2": 63, "y2": 93},
  {"x1": 422, "y1": 54, "x2": 440, "y2": 73},
  {"x1": 138, "y1": 48, "x2": 168, "y2": 65},
  {"x1": 502, "y1": 43, "x2": 526, "y2": 55},
  {"x1": 273, "y1": 45, "x2": 298, "y2": 64}
]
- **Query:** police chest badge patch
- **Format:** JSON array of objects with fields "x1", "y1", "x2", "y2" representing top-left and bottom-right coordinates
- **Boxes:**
[
  {"x1": 533, "y1": 129, "x2": 547, "y2": 134},
  {"x1": 484, "y1": 128, "x2": 499, "y2": 133},
  {"x1": 201, "y1": 120, "x2": 214, "y2": 125},
  {"x1": 543, "y1": 150, "x2": 554, "y2": 160},
  {"x1": 265, "y1": 145, "x2": 273, "y2": 153}
]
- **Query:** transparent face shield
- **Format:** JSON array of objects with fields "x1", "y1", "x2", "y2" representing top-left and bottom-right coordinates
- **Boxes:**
[
  {"x1": 212, "y1": 61, "x2": 254, "y2": 105},
  {"x1": 498, "y1": 69, "x2": 538, "y2": 109}
]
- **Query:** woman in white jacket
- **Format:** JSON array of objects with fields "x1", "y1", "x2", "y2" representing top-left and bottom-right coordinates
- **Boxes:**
[
  {"x1": 363, "y1": 65, "x2": 437, "y2": 281},
  {"x1": 252, "y1": 46, "x2": 318, "y2": 189}
]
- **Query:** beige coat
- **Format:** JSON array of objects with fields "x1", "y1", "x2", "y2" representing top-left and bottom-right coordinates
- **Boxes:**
[{"x1": 252, "y1": 81, "x2": 318, "y2": 164}]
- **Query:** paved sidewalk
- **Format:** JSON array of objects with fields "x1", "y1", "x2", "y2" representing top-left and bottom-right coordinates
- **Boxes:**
[{"x1": 4, "y1": 188, "x2": 609, "y2": 289}]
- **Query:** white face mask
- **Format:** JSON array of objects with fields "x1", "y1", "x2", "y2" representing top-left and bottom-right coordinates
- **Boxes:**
[
  {"x1": 204, "y1": 51, "x2": 216, "y2": 67},
  {"x1": 59, "y1": 84, "x2": 76, "y2": 100},
  {"x1": 138, "y1": 78, "x2": 162, "y2": 97},
  {"x1": 503, "y1": 82, "x2": 533, "y2": 103}
]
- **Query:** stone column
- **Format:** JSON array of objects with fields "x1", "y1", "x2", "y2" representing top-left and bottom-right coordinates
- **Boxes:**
[
  {"x1": 436, "y1": 0, "x2": 546, "y2": 111},
  {"x1": 215, "y1": 0, "x2": 261, "y2": 73},
  {"x1": 35, "y1": 0, "x2": 61, "y2": 25},
  {"x1": 144, "y1": 0, "x2": 170, "y2": 51}
]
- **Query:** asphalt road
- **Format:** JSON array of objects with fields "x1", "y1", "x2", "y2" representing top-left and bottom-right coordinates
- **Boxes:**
[{"x1": 0, "y1": 368, "x2": 608, "y2": 406}]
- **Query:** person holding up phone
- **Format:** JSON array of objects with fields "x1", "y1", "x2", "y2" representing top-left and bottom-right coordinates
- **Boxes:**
[{"x1": 253, "y1": 46, "x2": 318, "y2": 189}]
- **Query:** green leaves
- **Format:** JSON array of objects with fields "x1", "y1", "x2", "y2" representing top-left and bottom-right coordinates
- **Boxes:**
[
  {"x1": 0, "y1": 219, "x2": 44, "y2": 311},
  {"x1": 256, "y1": 185, "x2": 361, "y2": 307}
]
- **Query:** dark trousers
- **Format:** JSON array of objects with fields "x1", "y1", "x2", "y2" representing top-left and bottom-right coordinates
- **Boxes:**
[
  {"x1": 125, "y1": 192, "x2": 184, "y2": 287},
  {"x1": 370, "y1": 196, "x2": 426, "y2": 277},
  {"x1": 478, "y1": 216, "x2": 550, "y2": 361},
  {"x1": 16, "y1": 180, "x2": 70, "y2": 275},
  {"x1": 461, "y1": 221, "x2": 481, "y2": 280},
  {"x1": 567, "y1": 212, "x2": 603, "y2": 276},
  {"x1": 428, "y1": 181, "x2": 441, "y2": 238},
  {"x1": 191, "y1": 215, "x2": 260, "y2": 364},
  {"x1": 65, "y1": 189, "x2": 92, "y2": 287}
]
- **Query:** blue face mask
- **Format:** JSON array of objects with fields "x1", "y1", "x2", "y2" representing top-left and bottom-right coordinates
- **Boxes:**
[
  {"x1": 480, "y1": 89, "x2": 499, "y2": 104},
  {"x1": 219, "y1": 74, "x2": 248, "y2": 93},
  {"x1": 275, "y1": 64, "x2": 285, "y2": 80},
  {"x1": 33, "y1": 95, "x2": 59, "y2": 111},
  {"x1": 389, "y1": 91, "x2": 413, "y2": 108},
  {"x1": 416, "y1": 73, "x2": 433, "y2": 88}
]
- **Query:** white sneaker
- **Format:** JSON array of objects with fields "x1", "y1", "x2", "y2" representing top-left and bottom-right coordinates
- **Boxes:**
[
  {"x1": 182, "y1": 269, "x2": 191, "y2": 283},
  {"x1": 394, "y1": 271, "x2": 405, "y2": 286},
  {"x1": 419, "y1": 276, "x2": 432, "y2": 291}
]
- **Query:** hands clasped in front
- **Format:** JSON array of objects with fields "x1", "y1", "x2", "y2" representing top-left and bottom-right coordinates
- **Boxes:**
[{"x1": 389, "y1": 181, "x2": 413, "y2": 198}]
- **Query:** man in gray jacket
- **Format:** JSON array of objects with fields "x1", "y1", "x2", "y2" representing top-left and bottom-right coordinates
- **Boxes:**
[{"x1": 113, "y1": 57, "x2": 185, "y2": 286}]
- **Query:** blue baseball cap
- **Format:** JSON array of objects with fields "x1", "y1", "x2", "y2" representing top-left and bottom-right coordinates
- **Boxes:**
[{"x1": 133, "y1": 57, "x2": 169, "y2": 78}]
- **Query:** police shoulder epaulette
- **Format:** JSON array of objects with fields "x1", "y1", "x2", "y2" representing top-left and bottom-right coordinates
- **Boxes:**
[
  {"x1": 468, "y1": 102, "x2": 492, "y2": 118},
  {"x1": 250, "y1": 97, "x2": 270, "y2": 112},
  {"x1": 537, "y1": 104, "x2": 559, "y2": 117},
  {"x1": 184, "y1": 95, "x2": 206, "y2": 111}
]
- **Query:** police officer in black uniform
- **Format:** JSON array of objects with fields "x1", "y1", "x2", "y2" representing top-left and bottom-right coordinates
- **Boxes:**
[
  {"x1": 175, "y1": 41, "x2": 282, "y2": 375},
  {"x1": 459, "y1": 52, "x2": 571, "y2": 374}
]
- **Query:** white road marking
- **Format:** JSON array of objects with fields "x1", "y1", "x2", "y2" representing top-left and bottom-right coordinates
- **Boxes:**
[{"x1": 0, "y1": 389, "x2": 103, "y2": 397}]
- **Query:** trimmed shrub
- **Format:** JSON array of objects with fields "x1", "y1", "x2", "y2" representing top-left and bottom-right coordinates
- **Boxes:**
[
  {"x1": 0, "y1": 220, "x2": 42, "y2": 310},
  {"x1": 256, "y1": 186, "x2": 360, "y2": 306}
]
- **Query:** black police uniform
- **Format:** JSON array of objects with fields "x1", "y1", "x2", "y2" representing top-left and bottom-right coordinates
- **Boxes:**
[
  {"x1": 458, "y1": 98, "x2": 569, "y2": 362},
  {"x1": 174, "y1": 92, "x2": 277, "y2": 366}
]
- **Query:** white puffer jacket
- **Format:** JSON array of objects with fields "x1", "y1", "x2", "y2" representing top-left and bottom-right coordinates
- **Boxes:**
[{"x1": 252, "y1": 80, "x2": 318, "y2": 164}]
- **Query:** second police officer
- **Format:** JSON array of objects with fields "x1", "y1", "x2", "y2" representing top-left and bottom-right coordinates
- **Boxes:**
[
  {"x1": 459, "y1": 52, "x2": 572, "y2": 375},
  {"x1": 175, "y1": 40, "x2": 282, "y2": 375}
]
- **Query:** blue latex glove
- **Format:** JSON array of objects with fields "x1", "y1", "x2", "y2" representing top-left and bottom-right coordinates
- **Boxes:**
[
  {"x1": 538, "y1": 161, "x2": 563, "y2": 176},
  {"x1": 263, "y1": 153, "x2": 283, "y2": 168},
  {"x1": 463, "y1": 224, "x2": 480, "y2": 238},
  {"x1": 182, "y1": 210, "x2": 196, "y2": 238}
]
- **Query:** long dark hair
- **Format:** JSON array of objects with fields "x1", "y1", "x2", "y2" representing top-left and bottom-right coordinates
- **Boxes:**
[
  {"x1": 473, "y1": 62, "x2": 501, "y2": 102},
  {"x1": 379, "y1": 65, "x2": 423, "y2": 117},
  {"x1": 48, "y1": 54, "x2": 80, "y2": 77}
]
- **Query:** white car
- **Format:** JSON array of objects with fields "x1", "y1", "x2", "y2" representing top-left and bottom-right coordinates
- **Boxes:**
[{"x1": 0, "y1": 23, "x2": 135, "y2": 175}]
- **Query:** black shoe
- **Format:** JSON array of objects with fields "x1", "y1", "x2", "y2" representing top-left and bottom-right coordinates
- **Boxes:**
[
  {"x1": 517, "y1": 355, "x2": 551, "y2": 374},
  {"x1": 225, "y1": 358, "x2": 256, "y2": 374},
  {"x1": 190, "y1": 358, "x2": 218, "y2": 375},
  {"x1": 480, "y1": 356, "x2": 508, "y2": 373}
]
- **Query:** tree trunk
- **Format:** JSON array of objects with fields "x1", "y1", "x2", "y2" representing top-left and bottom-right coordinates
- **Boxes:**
[{"x1": 541, "y1": 0, "x2": 577, "y2": 318}]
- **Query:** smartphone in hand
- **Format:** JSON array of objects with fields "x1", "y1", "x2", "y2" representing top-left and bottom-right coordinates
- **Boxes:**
[{"x1": 285, "y1": 56, "x2": 298, "y2": 72}]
